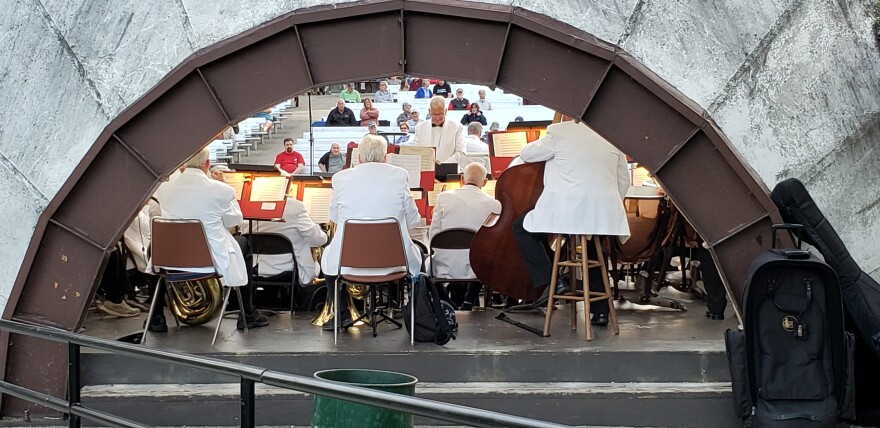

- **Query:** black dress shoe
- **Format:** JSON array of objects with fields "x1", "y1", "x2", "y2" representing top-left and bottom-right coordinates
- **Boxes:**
[
  {"x1": 591, "y1": 313, "x2": 609, "y2": 326},
  {"x1": 148, "y1": 314, "x2": 168, "y2": 333},
  {"x1": 237, "y1": 311, "x2": 270, "y2": 330},
  {"x1": 706, "y1": 311, "x2": 725, "y2": 321},
  {"x1": 322, "y1": 316, "x2": 353, "y2": 331},
  {"x1": 533, "y1": 278, "x2": 571, "y2": 308}
]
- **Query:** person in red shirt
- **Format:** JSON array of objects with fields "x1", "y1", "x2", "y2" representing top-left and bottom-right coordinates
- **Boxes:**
[{"x1": 274, "y1": 138, "x2": 306, "y2": 176}]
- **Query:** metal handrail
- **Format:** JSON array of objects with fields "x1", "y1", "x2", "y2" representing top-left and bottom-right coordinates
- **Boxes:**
[{"x1": 0, "y1": 319, "x2": 568, "y2": 428}]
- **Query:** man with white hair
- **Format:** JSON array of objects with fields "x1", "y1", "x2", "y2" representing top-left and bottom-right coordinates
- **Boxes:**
[
  {"x1": 151, "y1": 147, "x2": 269, "y2": 332},
  {"x1": 464, "y1": 122, "x2": 487, "y2": 153},
  {"x1": 412, "y1": 96, "x2": 467, "y2": 164},
  {"x1": 319, "y1": 135, "x2": 423, "y2": 330},
  {"x1": 429, "y1": 162, "x2": 501, "y2": 310}
]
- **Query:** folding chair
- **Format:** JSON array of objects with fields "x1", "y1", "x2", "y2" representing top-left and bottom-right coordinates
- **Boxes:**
[
  {"x1": 145, "y1": 218, "x2": 248, "y2": 346},
  {"x1": 427, "y1": 228, "x2": 482, "y2": 307},
  {"x1": 244, "y1": 232, "x2": 297, "y2": 313},
  {"x1": 334, "y1": 218, "x2": 413, "y2": 343}
]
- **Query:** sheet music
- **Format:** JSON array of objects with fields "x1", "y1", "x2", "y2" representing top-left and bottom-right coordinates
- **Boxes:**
[
  {"x1": 224, "y1": 173, "x2": 246, "y2": 201},
  {"x1": 492, "y1": 132, "x2": 528, "y2": 157},
  {"x1": 398, "y1": 146, "x2": 436, "y2": 171},
  {"x1": 410, "y1": 190, "x2": 424, "y2": 201},
  {"x1": 631, "y1": 165, "x2": 651, "y2": 187},
  {"x1": 349, "y1": 148, "x2": 361, "y2": 168},
  {"x1": 386, "y1": 154, "x2": 422, "y2": 188},
  {"x1": 481, "y1": 179, "x2": 497, "y2": 198},
  {"x1": 302, "y1": 187, "x2": 333, "y2": 224},
  {"x1": 427, "y1": 191, "x2": 441, "y2": 207},
  {"x1": 249, "y1": 176, "x2": 288, "y2": 202}
]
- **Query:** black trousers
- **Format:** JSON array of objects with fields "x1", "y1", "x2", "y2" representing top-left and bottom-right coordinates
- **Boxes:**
[
  {"x1": 98, "y1": 248, "x2": 133, "y2": 304},
  {"x1": 152, "y1": 235, "x2": 257, "y2": 318},
  {"x1": 696, "y1": 247, "x2": 727, "y2": 315},
  {"x1": 512, "y1": 214, "x2": 608, "y2": 314}
]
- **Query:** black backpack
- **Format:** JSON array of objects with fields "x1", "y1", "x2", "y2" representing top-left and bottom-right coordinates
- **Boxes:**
[
  {"x1": 725, "y1": 224, "x2": 854, "y2": 427},
  {"x1": 404, "y1": 276, "x2": 457, "y2": 345}
]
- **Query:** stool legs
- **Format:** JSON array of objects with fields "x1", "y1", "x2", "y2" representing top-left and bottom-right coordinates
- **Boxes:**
[
  {"x1": 542, "y1": 235, "x2": 565, "y2": 336},
  {"x1": 593, "y1": 237, "x2": 619, "y2": 335}
]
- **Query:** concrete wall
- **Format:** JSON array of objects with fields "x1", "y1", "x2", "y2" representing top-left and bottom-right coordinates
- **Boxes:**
[{"x1": 0, "y1": 0, "x2": 878, "y2": 311}]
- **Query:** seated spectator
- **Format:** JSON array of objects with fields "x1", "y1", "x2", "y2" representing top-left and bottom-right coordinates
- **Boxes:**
[
  {"x1": 397, "y1": 122, "x2": 412, "y2": 145},
  {"x1": 359, "y1": 98, "x2": 380, "y2": 126},
  {"x1": 374, "y1": 81, "x2": 394, "y2": 103},
  {"x1": 327, "y1": 100, "x2": 357, "y2": 126},
  {"x1": 406, "y1": 110, "x2": 421, "y2": 130},
  {"x1": 475, "y1": 89, "x2": 492, "y2": 111},
  {"x1": 415, "y1": 79, "x2": 433, "y2": 99},
  {"x1": 464, "y1": 122, "x2": 487, "y2": 153},
  {"x1": 275, "y1": 138, "x2": 307, "y2": 176},
  {"x1": 484, "y1": 121, "x2": 500, "y2": 142},
  {"x1": 460, "y1": 103, "x2": 488, "y2": 126},
  {"x1": 340, "y1": 83, "x2": 362, "y2": 103},
  {"x1": 433, "y1": 80, "x2": 452, "y2": 98},
  {"x1": 448, "y1": 88, "x2": 470, "y2": 110},
  {"x1": 319, "y1": 142, "x2": 346, "y2": 174},
  {"x1": 407, "y1": 76, "x2": 422, "y2": 91},
  {"x1": 254, "y1": 108, "x2": 275, "y2": 133},
  {"x1": 367, "y1": 122, "x2": 379, "y2": 136},
  {"x1": 396, "y1": 102, "x2": 413, "y2": 125}
]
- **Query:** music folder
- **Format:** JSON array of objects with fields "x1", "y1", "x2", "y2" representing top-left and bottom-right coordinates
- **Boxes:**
[{"x1": 236, "y1": 175, "x2": 291, "y2": 220}]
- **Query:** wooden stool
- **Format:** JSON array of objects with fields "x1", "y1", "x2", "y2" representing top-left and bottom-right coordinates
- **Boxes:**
[{"x1": 543, "y1": 235, "x2": 619, "y2": 340}]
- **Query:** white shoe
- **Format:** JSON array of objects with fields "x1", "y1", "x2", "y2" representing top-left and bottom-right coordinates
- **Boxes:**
[{"x1": 98, "y1": 300, "x2": 139, "y2": 317}]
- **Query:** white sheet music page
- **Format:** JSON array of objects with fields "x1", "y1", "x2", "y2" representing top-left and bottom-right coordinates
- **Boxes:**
[
  {"x1": 249, "y1": 176, "x2": 288, "y2": 202},
  {"x1": 302, "y1": 187, "x2": 333, "y2": 224},
  {"x1": 386, "y1": 154, "x2": 422, "y2": 188},
  {"x1": 398, "y1": 146, "x2": 436, "y2": 171},
  {"x1": 492, "y1": 132, "x2": 528, "y2": 157},
  {"x1": 224, "y1": 173, "x2": 246, "y2": 201}
]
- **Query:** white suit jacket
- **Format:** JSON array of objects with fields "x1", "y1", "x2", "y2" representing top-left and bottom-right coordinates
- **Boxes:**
[
  {"x1": 156, "y1": 168, "x2": 250, "y2": 286},
  {"x1": 412, "y1": 119, "x2": 466, "y2": 163},
  {"x1": 520, "y1": 121, "x2": 630, "y2": 241},
  {"x1": 248, "y1": 197, "x2": 328, "y2": 285},
  {"x1": 320, "y1": 162, "x2": 422, "y2": 276},
  {"x1": 123, "y1": 200, "x2": 161, "y2": 273},
  {"x1": 428, "y1": 185, "x2": 501, "y2": 279}
]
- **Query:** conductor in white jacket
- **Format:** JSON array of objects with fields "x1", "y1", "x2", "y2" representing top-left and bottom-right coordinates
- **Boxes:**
[
  {"x1": 319, "y1": 134, "x2": 423, "y2": 329},
  {"x1": 512, "y1": 118, "x2": 630, "y2": 325},
  {"x1": 412, "y1": 96, "x2": 467, "y2": 164}
]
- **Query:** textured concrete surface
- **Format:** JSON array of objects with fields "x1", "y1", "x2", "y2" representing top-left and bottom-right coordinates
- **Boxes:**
[{"x1": 1, "y1": 0, "x2": 879, "y2": 313}]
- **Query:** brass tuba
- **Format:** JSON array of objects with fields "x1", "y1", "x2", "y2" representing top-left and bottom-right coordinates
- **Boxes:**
[
  {"x1": 167, "y1": 279, "x2": 225, "y2": 326},
  {"x1": 309, "y1": 221, "x2": 366, "y2": 326}
]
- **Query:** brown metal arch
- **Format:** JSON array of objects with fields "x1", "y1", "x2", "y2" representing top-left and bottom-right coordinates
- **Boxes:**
[{"x1": 1, "y1": 0, "x2": 781, "y2": 415}]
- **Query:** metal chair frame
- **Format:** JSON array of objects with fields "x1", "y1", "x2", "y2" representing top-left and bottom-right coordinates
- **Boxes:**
[
  {"x1": 244, "y1": 232, "x2": 298, "y2": 314},
  {"x1": 427, "y1": 228, "x2": 486, "y2": 308}
]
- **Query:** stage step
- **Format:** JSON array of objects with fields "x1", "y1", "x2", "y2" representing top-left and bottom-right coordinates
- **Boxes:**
[{"x1": 77, "y1": 381, "x2": 738, "y2": 427}]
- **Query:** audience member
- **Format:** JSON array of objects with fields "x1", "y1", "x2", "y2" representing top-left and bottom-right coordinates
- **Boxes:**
[
  {"x1": 396, "y1": 122, "x2": 412, "y2": 145},
  {"x1": 460, "y1": 103, "x2": 487, "y2": 126},
  {"x1": 448, "y1": 88, "x2": 470, "y2": 110},
  {"x1": 433, "y1": 80, "x2": 452, "y2": 98},
  {"x1": 415, "y1": 79, "x2": 433, "y2": 99},
  {"x1": 464, "y1": 122, "x2": 487, "y2": 153},
  {"x1": 406, "y1": 110, "x2": 421, "y2": 129},
  {"x1": 318, "y1": 142, "x2": 346, "y2": 174},
  {"x1": 396, "y1": 102, "x2": 413, "y2": 125},
  {"x1": 320, "y1": 135, "x2": 423, "y2": 330},
  {"x1": 407, "y1": 76, "x2": 422, "y2": 91},
  {"x1": 475, "y1": 89, "x2": 492, "y2": 111},
  {"x1": 254, "y1": 108, "x2": 275, "y2": 133},
  {"x1": 429, "y1": 163, "x2": 501, "y2": 310},
  {"x1": 274, "y1": 138, "x2": 306, "y2": 176},
  {"x1": 359, "y1": 98, "x2": 380, "y2": 126},
  {"x1": 374, "y1": 81, "x2": 394, "y2": 103},
  {"x1": 151, "y1": 148, "x2": 269, "y2": 332},
  {"x1": 248, "y1": 197, "x2": 328, "y2": 287},
  {"x1": 340, "y1": 83, "x2": 362, "y2": 103},
  {"x1": 326, "y1": 99, "x2": 357, "y2": 126}
]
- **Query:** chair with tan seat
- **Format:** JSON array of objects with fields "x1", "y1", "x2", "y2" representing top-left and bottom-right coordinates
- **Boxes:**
[
  {"x1": 145, "y1": 218, "x2": 248, "y2": 346},
  {"x1": 543, "y1": 235, "x2": 620, "y2": 341},
  {"x1": 334, "y1": 217, "x2": 413, "y2": 343},
  {"x1": 428, "y1": 228, "x2": 485, "y2": 309}
]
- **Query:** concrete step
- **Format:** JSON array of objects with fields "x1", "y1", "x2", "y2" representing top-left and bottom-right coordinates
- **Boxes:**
[{"x1": 78, "y1": 382, "x2": 738, "y2": 427}]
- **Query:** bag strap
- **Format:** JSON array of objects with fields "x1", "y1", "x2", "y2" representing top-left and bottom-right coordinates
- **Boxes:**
[{"x1": 424, "y1": 277, "x2": 450, "y2": 337}]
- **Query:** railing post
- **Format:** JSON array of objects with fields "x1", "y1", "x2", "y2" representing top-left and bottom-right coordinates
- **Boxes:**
[
  {"x1": 68, "y1": 343, "x2": 81, "y2": 428},
  {"x1": 241, "y1": 378, "x2": 255, "y2": 428}
]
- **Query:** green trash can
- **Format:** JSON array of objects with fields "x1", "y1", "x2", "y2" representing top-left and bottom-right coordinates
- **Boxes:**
[{"x1": 312, "y1": 369, "x2": 418, "y2": 428}]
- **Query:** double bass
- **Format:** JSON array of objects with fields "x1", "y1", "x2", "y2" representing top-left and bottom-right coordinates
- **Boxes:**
[{"x1": 469, "y1": 162, "x2": 545, "y2": 301}]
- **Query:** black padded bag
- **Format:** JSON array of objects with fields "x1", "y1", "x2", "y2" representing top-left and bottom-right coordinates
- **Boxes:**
[
  {"x1": 404, "y1": 276, "x2": 456, "y2": 345},
  {"x1": 725, "y1": 224, "x2": 854, "y2": 427},
  {"x1": 771, "y1": 178, "x2": 880, "y2": 424}
]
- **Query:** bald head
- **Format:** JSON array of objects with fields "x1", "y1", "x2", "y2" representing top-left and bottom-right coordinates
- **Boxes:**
[{"x1": 462, "y1": 163, "x2": 488, "y2": 187}]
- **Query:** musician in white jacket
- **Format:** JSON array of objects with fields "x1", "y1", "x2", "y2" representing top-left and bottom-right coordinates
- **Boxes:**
[
  {"x1": 428, "y1": 163, "x2": 501, "y2": 309},
  {"x1": 512, "y1": 119, "x2": 630, "y2": 325},
  {"x1": 412, "y1": 96, "x2": 467, "y2": 164},
  {"x1": 153, "y1": 148, "x2": 269, "y2": 331},
  {"x1": 319, "y1": 135, "x2": 423, "y2": 329},
  {"x1": 248, "y1": 197, "x2": 327, "y2": 286}
]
